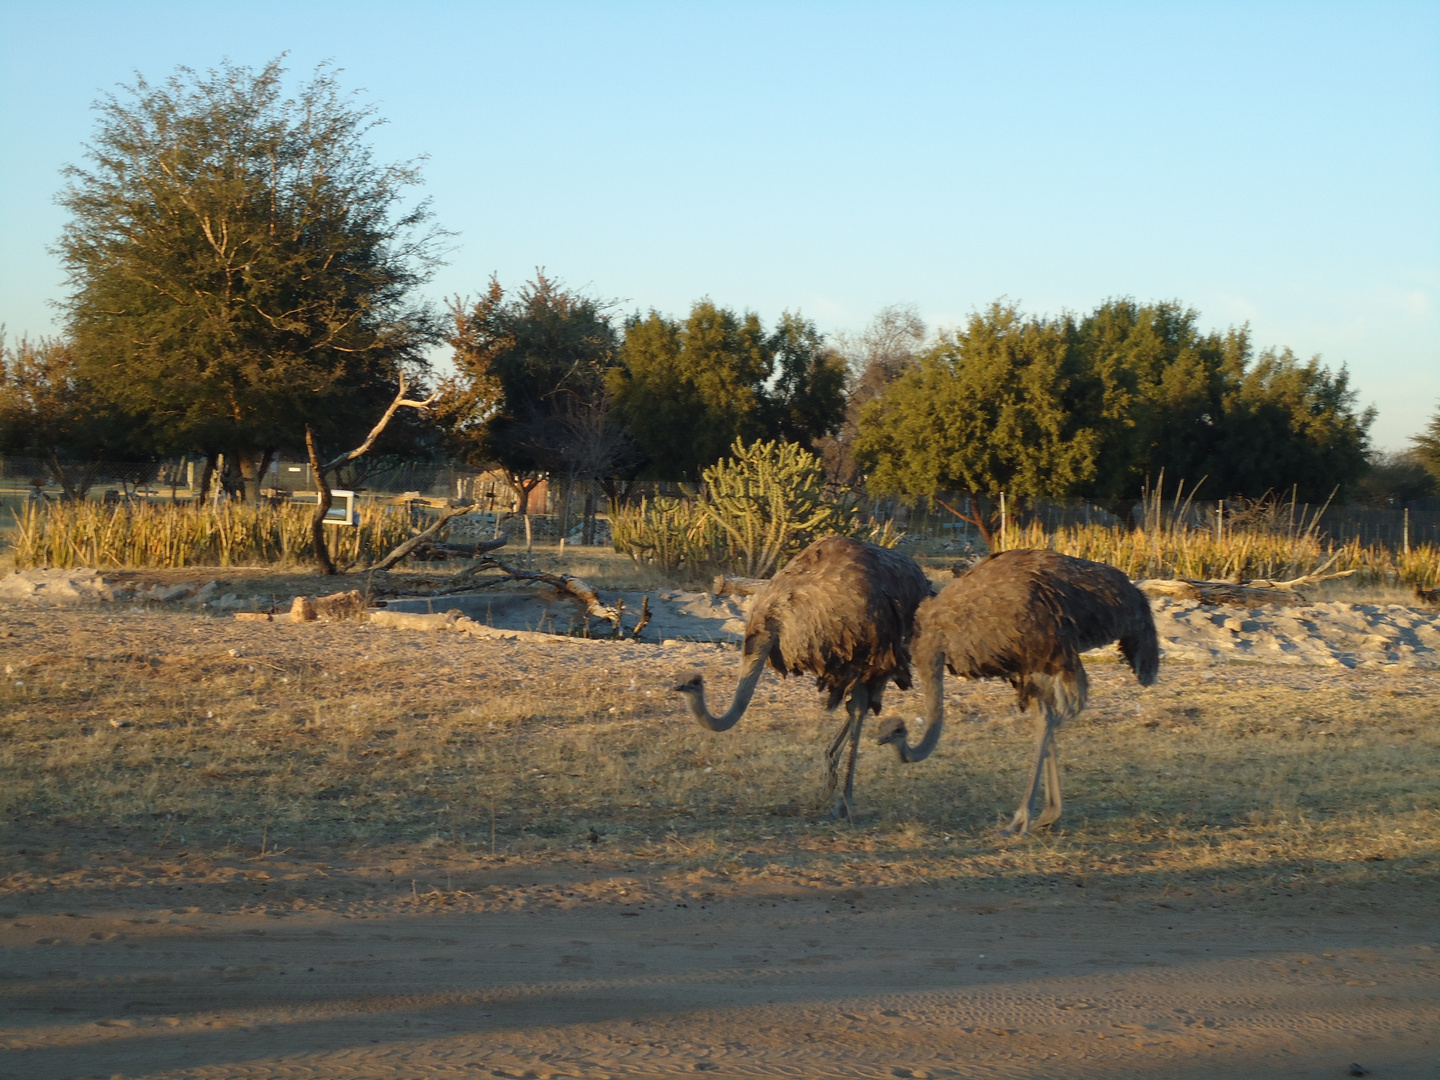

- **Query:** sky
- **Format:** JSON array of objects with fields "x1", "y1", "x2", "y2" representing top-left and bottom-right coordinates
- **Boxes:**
[{"x1": 1, "y1": 1, "x2": 1436, "y2": 450}]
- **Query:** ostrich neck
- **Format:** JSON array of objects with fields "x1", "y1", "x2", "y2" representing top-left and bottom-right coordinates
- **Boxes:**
[
  {"x1": 897, "y1": 649, "x2": 946, "y2": 762},
  {"x1": 683, "y1": 639, "x2": 770, "y2": 732}
]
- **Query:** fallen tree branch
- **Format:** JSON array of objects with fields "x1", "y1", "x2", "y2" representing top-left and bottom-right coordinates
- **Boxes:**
[
  {"x1": 369, "y1": 507, "x2": 483, "y2": 572},
  {"x1": 1136, "y1": 579, "x2": 1307, "y2": 607}
]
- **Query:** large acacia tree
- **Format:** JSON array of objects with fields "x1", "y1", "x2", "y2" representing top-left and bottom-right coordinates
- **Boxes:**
[{"x1": 57, "y1": 58, "x2": 444, "y2": 500}]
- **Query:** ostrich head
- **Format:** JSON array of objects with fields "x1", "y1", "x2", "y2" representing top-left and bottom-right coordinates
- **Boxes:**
[
  {"x1": 875, "y1": 715, "x2": 910, "y2": 755},
  {"x1": 672, "y1": 671, "x2": 705, "y2": 697},
  {"x1": 875, "y1": 712, "x2": 941, "y2": 764}
]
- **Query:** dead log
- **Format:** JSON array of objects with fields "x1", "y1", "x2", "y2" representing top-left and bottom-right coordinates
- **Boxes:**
[
  {"x1": 1136, "y1": 554, "x2": 1362, "y2": 608},
  {"x1": 712, "y1": 574, "x2": 767, "y2": 596},
  {"x1": 1136, "y1": 579, "x2": 1306, "y2": 607},
  {"x1": 409, "y1": 536, "x2": 510, "y2": 561}
]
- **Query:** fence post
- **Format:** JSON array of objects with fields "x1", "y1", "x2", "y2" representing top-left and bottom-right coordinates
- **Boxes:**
[
  {"x1": 1000, "y1": 491, "x2": 1007, "y2": 551},
  {"x1": 1403, "y1": 507, "x2": 1410, "y2": 556}
]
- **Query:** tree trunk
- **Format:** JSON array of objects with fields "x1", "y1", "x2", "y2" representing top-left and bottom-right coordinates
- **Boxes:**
[
  {"x1": 237, "y1": 450, "x2": 268, "y2": 505},
  {"x1": 582, "y1": 483, "x2": 596, "y2": 545},
  {"x1": 306, "y1": 426, "x2": 337, "y2": 575},
  {"x1": 197, "y1": 452, "x2": 219, "y2": 502}
]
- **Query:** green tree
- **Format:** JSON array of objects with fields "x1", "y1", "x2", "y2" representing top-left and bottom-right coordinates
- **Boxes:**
[
  {"x1": 1411, "y1": 406, "x2": 1440, "y2": 485},
  {"x1": 1211, "y1": 347, "x2": 1373, "y2": 500},
  {"x1": 1073, "y1": 299, "x2": 1239, "y2": 498},
  {"x1": 0, "y1": 331, "x2": 129, "y2": 498},
  {"x1": 611, "y1": 301, "x2": 845, "y2": 480},
  {"x1": 857, "y1": 298, "x2": 1375, "y2": 527},
  {"x1": 440, "y1": 274, "x2": 624, "y2": 514},
  {"x1": 56, "y1": 57, "x2": 443, "y2": 501},
  {"x1": 761, "y1": 312, "x2": 848, "y2": 448},
  {"x1": 855, "y1": 302, "x2": 1101, "y2": 539}
]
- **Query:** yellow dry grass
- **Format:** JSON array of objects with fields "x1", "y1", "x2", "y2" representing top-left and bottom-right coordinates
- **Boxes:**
[
  {"x1": 998, "y1": 518, "x2": 1440, "y2": 588},
  {"x1": 1, "y1": 603, "x2": 1435, "y2": 906}
]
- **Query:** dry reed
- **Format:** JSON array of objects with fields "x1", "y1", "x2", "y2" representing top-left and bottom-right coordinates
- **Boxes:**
[
  {"x1": 998, "y1": 520, "x2": 1439, "y2": 587},
  {"x1": 8, "y1": 500, "x2": 415, "y2": 570}
]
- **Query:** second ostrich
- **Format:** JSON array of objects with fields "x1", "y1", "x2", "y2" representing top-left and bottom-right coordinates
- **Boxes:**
[
  {"x1": 877, "y1": 548, "x2": 1160, "y2": 835},
  {"x1": 674, "y1": 535, "x2": 932, "y2": 818}
]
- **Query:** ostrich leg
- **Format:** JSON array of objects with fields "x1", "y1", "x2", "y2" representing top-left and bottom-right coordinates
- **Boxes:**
[
  {"x1": 1003, "y1": 705, "x2": 1060, "y2": 836},
  {"x1": 824, "y1": 683, "x2": 873, "y2": 819},
  {"x1": 1032, "y1": 723, "x2": 1064, "y2": 829}
]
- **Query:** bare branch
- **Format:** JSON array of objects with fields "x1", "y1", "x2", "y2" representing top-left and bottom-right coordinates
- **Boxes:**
[
  {"x1": 368, "y1": 505, "x2": 477, "y2": 572},
  {"x1": 322, "y1": 370, "x2": 441, "y2": 471}
]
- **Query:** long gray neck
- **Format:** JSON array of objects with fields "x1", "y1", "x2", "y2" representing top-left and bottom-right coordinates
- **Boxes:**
[
  {"x1": 682, "y1": 637, "x2": 770, "y2": 732},
  {"x1": 896, "y1": 648, "x2": 946, "y2": 762}
]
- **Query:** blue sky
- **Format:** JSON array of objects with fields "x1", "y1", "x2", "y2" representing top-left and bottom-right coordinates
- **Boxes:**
[{"x1": 2, "y1": 1, "x2": 1436, "y2": 449}]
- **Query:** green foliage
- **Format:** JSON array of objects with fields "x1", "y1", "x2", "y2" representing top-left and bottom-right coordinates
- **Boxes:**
[
  {"x1": 701, "y1": 438, "x2": 863, "y2": 577},
  {"x1": 0, "y1": 331, "x2": 132, "y2": 496},
  {"x1": 609, "y1": 495, "x2": 722, "y2": 576},
  {"x1": 56, "y1": 57, "x2": 443, "y2": 468},
  {"x1": 611, "y1": 302, "x2": 846, "y2": 480},
  {"x1": 440, "y1": 274, "x2": 624, "y2": 505},
  {"x1": 856, "y1": 302, "x2": 1100, "y2": 503},
  {"x1": 1410, "y1": 406, "x2": 1440, "y2": 485},
  {"x1": 611, "y1": 439, "x2": 898, "y2": 578},
  {"x1": 857, "y1": 298, "x2": 1375, "y2": 504}
]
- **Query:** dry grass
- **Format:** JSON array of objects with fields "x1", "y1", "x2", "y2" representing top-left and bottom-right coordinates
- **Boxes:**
[
  {"x1": 999, "y1": 518, "x2": 1440, "y2": 588},
  {"x1": 1, "y1": 601, "x2": 1436, "y2": 909}
]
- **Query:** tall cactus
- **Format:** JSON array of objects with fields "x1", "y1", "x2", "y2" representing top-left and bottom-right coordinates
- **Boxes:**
[{"x1": 700, "y1": 439, "x2": 847, "y2": 578}]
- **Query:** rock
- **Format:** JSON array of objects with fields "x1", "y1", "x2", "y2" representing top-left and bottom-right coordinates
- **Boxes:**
[
  {"x1": 234, "y1": 612, "x2": 273, "y2": 622},
  {"x1": 313, "y1": 590, "x2": 367, "y2": 620},
  {"x1": 0, "y1": 568, "x2": 118, "y2": 605},
  {"x1": 290, "y1": 596, "x2": 318, "y2": 622},
  {"x1": 141, "y1": 583, "x2": 194, "y2": 603}
]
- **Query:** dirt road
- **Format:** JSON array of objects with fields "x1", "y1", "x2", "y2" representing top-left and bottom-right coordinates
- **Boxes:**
[{"x1": 3, "y1": 874, "x2": 1434, "y2": 1079}]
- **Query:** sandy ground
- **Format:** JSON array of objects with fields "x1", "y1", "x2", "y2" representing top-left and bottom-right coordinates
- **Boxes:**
[
  {"x1": 4, "y1": 880, "x2": 1435, "y2": 1079},
  {"x1": 5, "y1": 566, "x2": 1439, "y2": 668},
  {"x1": 1, "y1": 567, "x2": 1437, "y2": 1078}
]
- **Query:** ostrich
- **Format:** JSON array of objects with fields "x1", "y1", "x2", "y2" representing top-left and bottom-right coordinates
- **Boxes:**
[
  {"x1": 877, "y1": 548, "x2": 1159, "y2": 835},
  {"x1": 674, "y1": 535, "x2": 932, "y2": 818}
]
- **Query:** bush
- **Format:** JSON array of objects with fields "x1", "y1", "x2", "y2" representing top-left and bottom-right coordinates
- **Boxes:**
[{"x1": 611, "y1": 439, "x2": 899, "y2": 578}]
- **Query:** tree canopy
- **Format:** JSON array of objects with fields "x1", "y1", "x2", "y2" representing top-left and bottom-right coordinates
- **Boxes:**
[
  {"x1": 610, "y1": 301, "x2": 846, "y2": 480},
  {"x1": 1410, "y1": 405, "x2": 1440, "y2": 486},
  {"x1": 439, "y1": 274, "x2": 625, "y2": 510},
  {"x1": 56, "y1": 57, "x2": 444, "y2": 497},
  {"x1": 856, "y1": 299, "x2": 1374, "y2": 509}
]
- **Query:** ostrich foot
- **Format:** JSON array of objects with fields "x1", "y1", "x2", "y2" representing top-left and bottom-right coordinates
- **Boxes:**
[
  {"x1": 1001, "y1": 809, "x2": 1042, "y2": 836},
  {"x1": 824, "y1": 795, "x2": 854, "y2": 822},
  {"x1": 1033, "y1": 805, "x2": 1063, "y2": 829}
]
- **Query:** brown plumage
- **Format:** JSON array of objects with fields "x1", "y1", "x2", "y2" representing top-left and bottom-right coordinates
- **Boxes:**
[
  {"x1": 674, "y1": 535, "x2": 932, "y2": 817},
  {"x1": 877, "y1": 548, "x2": 1160, "y2": 835}
]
